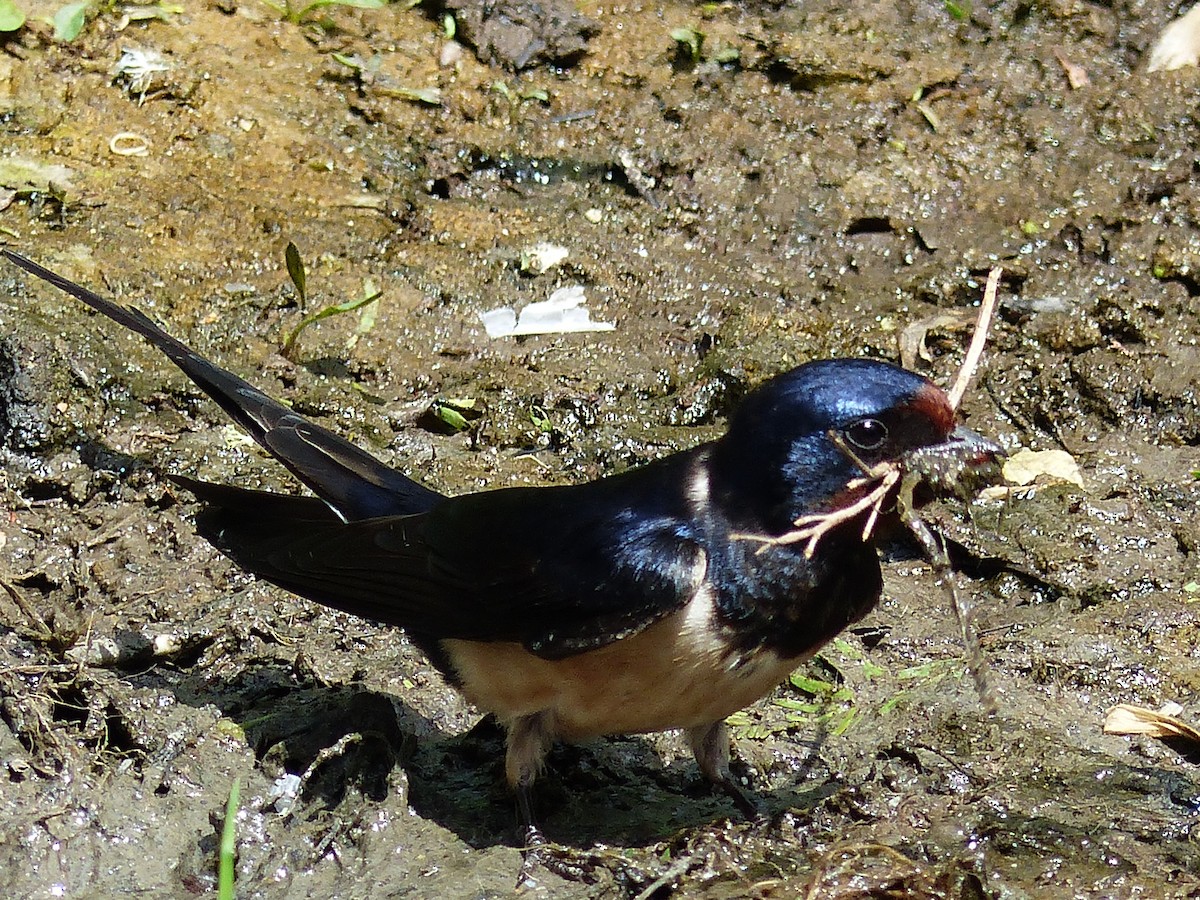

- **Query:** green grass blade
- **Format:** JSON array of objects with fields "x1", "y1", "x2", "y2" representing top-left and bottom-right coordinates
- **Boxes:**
[{"x1": 218, "y1": 778, "x2": 240, "y2": 900}]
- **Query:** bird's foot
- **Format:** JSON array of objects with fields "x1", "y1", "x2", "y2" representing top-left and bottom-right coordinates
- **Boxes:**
[
  {"x1": 516, "y1": 825, "x2": 594, "y2": 889},
  {"x1": 717, "y1": 773, "x2": 769, "y2": 823}
]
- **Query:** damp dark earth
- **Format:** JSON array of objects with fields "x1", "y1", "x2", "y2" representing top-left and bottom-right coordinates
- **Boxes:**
[{"x1": 2, "y1": 0, "x2": 1200, "y2": 897}]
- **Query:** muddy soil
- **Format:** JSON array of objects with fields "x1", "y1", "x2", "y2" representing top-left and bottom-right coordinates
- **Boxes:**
[{"x1": 1, "y1": 0, "x2": 1199, "y2": 897}]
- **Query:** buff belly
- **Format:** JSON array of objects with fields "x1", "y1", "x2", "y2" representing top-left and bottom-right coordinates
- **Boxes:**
[{"x1": 440, "y1": 590, "x2": 807, "y2": 741}]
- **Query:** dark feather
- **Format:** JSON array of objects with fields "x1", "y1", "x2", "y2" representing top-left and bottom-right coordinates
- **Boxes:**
[{"x1": 189, "y1": 451, "x2": 708, "y2": 658}]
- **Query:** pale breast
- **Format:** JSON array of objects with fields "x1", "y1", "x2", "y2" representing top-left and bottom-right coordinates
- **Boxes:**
[{"x1": 440, "y1": 587, "x2": 807, "y2": 741}]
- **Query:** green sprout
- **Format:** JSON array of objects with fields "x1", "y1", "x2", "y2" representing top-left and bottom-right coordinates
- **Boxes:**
[
  {"x1": 711, "y1": 45, "x2": 740, "y2": 65},
  {"x1": 121, "y1": 1, "x2": 183, "y2": 24},
  {"x1": 529, "y1": 404, "x2": 554, "y2": 433},
  {"x1": 377, "y1": 83, "x2": 443, "y2": 105},
  {"x1": 279, "y1": 243, "x2": 383, "y2": 360},
  {"x1": 880, "y1": 658, "x2": 961, "y2": 714},
  {"x1": 332, "y1": 57, "x2": 443, "y2": 105},
  {"x1": 0, "y1": 0, "x2": 25, "y2": 32},
  {"x1": 911, "y1": 87, "x2": 940, "y2": 131},
  {"x1": 729, "y1": 639, "x2": 970, "y2": 742},
  {"x1": 218, "y1": 778, "x2": 240, "y2": 900},
  {"x1": 670, "y1": 26, "x2": 703, "y2": 63},
  {"x1": 776, "y1": 665, "x2": 860, "y2": 736},
  {"x1": 491, "y1": 81, "x2": 550, "y2": 107},
  {"x1": 669, "y1": 25, "x2": 739, "y2": 67},
  {"x1": 260, "y1": 0, "x2": 385, "y2": 27}
]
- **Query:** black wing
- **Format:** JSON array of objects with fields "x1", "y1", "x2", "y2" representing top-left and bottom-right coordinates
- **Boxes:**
[
  {"x1": 3, "y1": 250, "x2": 442, "y2": 520},
  {"x1": 185, "y1": 454, "x2": 709, "y2": 659}
]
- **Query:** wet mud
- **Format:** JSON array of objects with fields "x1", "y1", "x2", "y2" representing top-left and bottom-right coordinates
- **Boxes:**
[{"x1": 1, "y1": 0, "x2": 1199, "y2": 896}]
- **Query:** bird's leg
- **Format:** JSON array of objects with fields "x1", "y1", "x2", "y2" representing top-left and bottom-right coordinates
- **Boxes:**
[
  {"x1": 506, "y1": 710, "x2": 555, "y2": 840},
  {"x1": 506, "y1": 711, "x2": 561, "y2": 885},
  {"x1": 686, "y1": 721, "x2": 764, "y2": 820}
]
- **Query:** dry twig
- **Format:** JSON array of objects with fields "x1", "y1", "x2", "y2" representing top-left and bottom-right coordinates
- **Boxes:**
[{"x1": 947, "y1": 266, "x2": 1001, "y2": 411}]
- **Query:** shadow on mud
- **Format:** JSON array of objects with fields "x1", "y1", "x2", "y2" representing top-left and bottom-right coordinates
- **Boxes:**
[{"x1": 172, "y1": 664, "x2": 836, "y2": 851}]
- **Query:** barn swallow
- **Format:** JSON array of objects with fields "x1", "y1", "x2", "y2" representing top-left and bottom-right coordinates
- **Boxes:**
[{"x1": 3, "y1": 249, "x2": 1001, "y2": 841}]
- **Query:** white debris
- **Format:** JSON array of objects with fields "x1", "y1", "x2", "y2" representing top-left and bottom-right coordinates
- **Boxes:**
[
  {"x1": 1148, "y1": 4, "x2": 1200, "y2": 72},
  {"x1": 479, "y1": 285, "x2": 616, "y2": 338},
  {"x1": 267, "y1": 773, "x2": 302, "y2": 815},
  {"x1": 112, "y1": 47, "x2": 172, "y2": 98},
  {"x1": 439, "y1": 40, "x2": 465, "y2": 68},
  {"x1": 520, "y1": 242, "x2": 570, "y2": 274}
]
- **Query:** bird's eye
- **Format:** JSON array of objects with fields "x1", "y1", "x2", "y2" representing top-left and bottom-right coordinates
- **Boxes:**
[{"x1": 845, "y1": 418, "x2": 888, "y2": 450}]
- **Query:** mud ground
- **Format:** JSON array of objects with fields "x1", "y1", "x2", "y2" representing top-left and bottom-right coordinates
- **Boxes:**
[{"x1": 1, "y1": 0, "x2": 1199, "y2": 897}]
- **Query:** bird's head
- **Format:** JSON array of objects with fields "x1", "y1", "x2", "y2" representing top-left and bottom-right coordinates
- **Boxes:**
[{"x1": 707, "y1": 359, "x2": 1001, "y2": 538}]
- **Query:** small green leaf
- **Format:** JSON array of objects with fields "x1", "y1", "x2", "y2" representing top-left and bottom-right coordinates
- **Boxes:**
[
  {"x1": 52, "y1": 0, "x2": 88, "y2": 40},
  {"x1": 789, "y1": 672, "x2": 836, "y2": 696},
  {"x1": 354, "y1": 279, "x2": 379, "y2": 335},
  {"x1": 380, "y1": 84, "x2": 443, "y2": 105},
  {"x1": 860, "y1": 659, "x2": 886, "y2": 679},
  {"x1": 773, "y1": 697, "x2": 821, "y2": 713},
  {"x1": 428, "y1": 398, "x2": 482, "y2": 433},
  {"x1": 829, "y1": 706, "x2": 859, "y2": 736},
  {"x1": 433, "y1": 403, "x2": 468, "y2": 432},
  {"x1": 442, "y1": 11, "x2": 454, "y2": 38},
  {"x1": 122, "y1": 2, "x2": 182, "y2": 22},
  {"x1": 0, "y1": 0, "x2": 25, "y2": 32},
  {"x1": 284, "y1": 241, "x2": 306, "y2": 307},
  {"x1": 944, "y1": 0, "x2": 969, "y2": 20},
  {"x1": 830, "y1": 637, "x2": 860, "y2": 659},
  {"x1": 331, "y1": 52, "x2": 364, "y2": 70},
  {"x1": 896, "y1": 660, "x2": 943, "y2": 680}
]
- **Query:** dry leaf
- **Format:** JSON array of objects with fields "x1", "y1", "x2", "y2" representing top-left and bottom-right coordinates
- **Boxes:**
[
  {"x1": 1104, "y1": 702, "x2": 1200, "y2": 749},
  {"x1": 1053, "y1": 48, "x2": 1090, "y2": 88},
  {"x1": 1000, "y1": 448, "x2": 1083, "y2": 487},
  {"x1": 898, "y1": 310, "x2": 974, "y2": 369},
  {"x1": 1148, "y1": 5, "x2": 1200, "y2": 72}
]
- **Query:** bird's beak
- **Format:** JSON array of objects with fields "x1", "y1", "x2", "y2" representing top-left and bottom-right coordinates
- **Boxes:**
[
  {"x1": 903, "y1": 424, "x2": 1005, "y2": 499},
  {"x1": 947, "y1": 424, "x2": 1005, "y2": 462}
]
